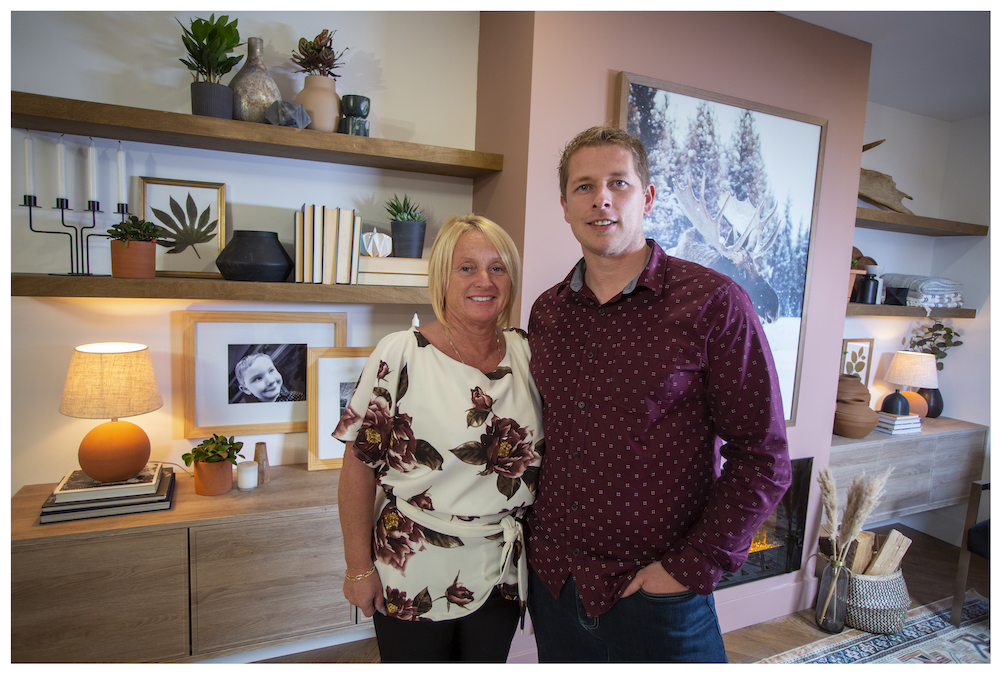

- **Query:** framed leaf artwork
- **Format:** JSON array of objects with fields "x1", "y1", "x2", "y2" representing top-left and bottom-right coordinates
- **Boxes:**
[
  {"x1": 140, "y1": 176, "x2": 225, "y2": 278},
  {"x1": 841, "y1": 338, "x2": 874, "y2": 387}
]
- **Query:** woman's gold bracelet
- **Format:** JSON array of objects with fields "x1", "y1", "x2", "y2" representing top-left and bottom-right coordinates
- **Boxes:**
[{"x1": 345, "y1": 565, "x2": 377, "y2": 581}]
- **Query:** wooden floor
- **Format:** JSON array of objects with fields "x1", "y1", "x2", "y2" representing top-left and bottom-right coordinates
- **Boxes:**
[{"x1": 259, "y1": 523, "x2": 989, "y2": 663}]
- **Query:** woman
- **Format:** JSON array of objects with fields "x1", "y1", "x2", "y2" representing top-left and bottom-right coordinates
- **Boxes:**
[{"x1": 335, "y1": 214, "x2": 543, "y2": 662}]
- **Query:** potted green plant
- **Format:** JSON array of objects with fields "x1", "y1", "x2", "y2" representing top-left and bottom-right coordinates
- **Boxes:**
[
  {"x1": 183, "y1": 433, "x2": 245, "y2": 496},
  {"x1": 291, "y1": 29, "x2": 349, "y2": 132},
  {"x1": 385, "y1": 194, "x2": 427, "y2": 258},
  {"x1": 909, "y1": 322, "x2": 963, "y2": 418},
  {"x1": 107, "y1": 215, "x2": 167, "y2": 279},
  {"x1": 178, "y1": 14, "x2": 244, "y2": 118}
]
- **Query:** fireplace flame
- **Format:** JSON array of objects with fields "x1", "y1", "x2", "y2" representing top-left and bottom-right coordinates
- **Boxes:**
[{"x1": 749, "y1": 527, "x2": 785, "y2": 553}]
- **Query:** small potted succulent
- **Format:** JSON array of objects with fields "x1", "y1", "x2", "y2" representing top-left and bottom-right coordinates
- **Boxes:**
[
  {"x1": 178, "y1": 14, "x2": 244, "y2": 118},
  {"x1": 107, "y1": 215, "x2": 167, "y2": 279},
  {"x1": 183, "y1": 433, "x2": 245, "y2": 496},
  {"x1": 291, "y1": 29, "x2": 349, "y2": 132},
  {"x1": 385, "y1": 194, "x2": 427, "y2": 259}
]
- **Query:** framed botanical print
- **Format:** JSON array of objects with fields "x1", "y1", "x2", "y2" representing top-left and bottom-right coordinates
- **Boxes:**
[
  {"x1": 141, "y1": 176, "x2": 226, "y2": 278},
  {"x1": 842, "y1": 338, "x2": 875, "y2": 387}
]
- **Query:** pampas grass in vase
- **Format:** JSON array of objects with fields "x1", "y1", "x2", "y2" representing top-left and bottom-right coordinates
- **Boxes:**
[{"x1": 815, "y1": 466, "x2": 892, "y2": 632}]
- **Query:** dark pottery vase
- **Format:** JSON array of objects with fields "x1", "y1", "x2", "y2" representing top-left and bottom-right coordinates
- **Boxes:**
[
  {"x1": 216, "y1": 230, "x2": 293, "y2": 282},
  {"x1": 919, "y1": 387, "x2": 944, "y2": 418},
  {"x1": 191, "y1": 81, "x2": 234, "y2": 119},
  {"x1": 341, "y1": 94, "x2": 370, "y2": 118},
  {"x1": 391, "y1": 220, "x2": 427, "y2": 258},
  {"x1": 229, "y1": 37, "x2": 281, "y2": 123},
  {"x1": 815, "y1": 562, "x2": 849, "y2": 633}
]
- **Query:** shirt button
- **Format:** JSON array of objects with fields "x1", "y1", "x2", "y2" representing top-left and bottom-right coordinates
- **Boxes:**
[
  {"x1": 587, "y1": 351, "x2": 594, "y2": 359},
  {"x1": 598, "y1": 308, "x2": 606, "y2": 316},
  {"x1": 577, "y1": 401, "x2": 585, "y2": 409},
  {"x1": 573, "y1": 548, "x2": 581, "y2": 556},
  {"x1": 571, "y1": 502, "x2": 579, "y2": 511},
  {"x1": 572, "y1": 451, "x2": 580, "y2": 459}
]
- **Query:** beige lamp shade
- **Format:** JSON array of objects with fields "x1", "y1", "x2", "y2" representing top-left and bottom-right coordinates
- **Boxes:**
[
  {"x1": 59, "y1": 343, "x2": 163, "y2": 483},
  {"x1": 60, "y1": 342, "x2": 163, "y2": 419},
  {"x1": 884, "y1": 350, "x2": 939, "y2": 390}
]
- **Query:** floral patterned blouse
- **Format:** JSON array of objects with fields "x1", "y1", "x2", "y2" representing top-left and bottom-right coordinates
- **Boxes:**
[{"x1": 334, "y1": 328, "x2": 543, "y2": 622}]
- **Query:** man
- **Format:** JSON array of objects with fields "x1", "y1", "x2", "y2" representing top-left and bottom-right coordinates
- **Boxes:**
[{"x1": 526, "y1": 126, "x2": 791, "y2": 662}]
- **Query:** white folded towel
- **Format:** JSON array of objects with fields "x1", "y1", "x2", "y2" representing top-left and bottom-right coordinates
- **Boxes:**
[{"x1": 882, "y1": 273, "x2": 963, "y2": 295}]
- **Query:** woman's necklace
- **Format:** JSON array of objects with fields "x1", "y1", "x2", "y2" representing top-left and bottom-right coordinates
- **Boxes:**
[{"x1": 443, "y1": 326, "x2": 503, "y2": 366}]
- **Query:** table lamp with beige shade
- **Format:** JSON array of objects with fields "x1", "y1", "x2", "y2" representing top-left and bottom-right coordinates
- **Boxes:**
[
  {"x1": 880, "y1": 350, "x2": 939, "y2": 417},
  {"x1": 59, "y1": 342, "x2": 163, "y2": 483}
]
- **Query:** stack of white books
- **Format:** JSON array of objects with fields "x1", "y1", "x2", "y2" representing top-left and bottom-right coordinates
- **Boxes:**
[{"x1": 876, "y1": 412, "x2": 922, "y2": 435}]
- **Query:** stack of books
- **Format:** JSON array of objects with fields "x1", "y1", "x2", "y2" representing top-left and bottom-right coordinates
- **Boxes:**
[
  {"x1": 293, "y1": 205, "x2": 428, "y2": 287},
  {"x1": 876, "y1": 412, "x2": 922, "y2": 435},
  {"x1": 39, "y1": 462, "x2": 175, "y2": 524}
]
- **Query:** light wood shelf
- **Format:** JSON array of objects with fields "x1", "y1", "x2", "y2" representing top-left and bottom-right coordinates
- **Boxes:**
[
  {"x1": 12, "y1": 91, "x2": 502, "y2": 179},
  {"x1": 856, "y1": 207, "x2": 988, "y2": 237},
  {"x1": 11, "y1": 272, "x2": 430, "y2": 305},
  {"x1": 846, "y1": 302, "x2": 975, "y2": 319}
]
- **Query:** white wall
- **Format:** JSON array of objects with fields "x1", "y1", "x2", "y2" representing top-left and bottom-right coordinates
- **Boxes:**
[{"x1": 846, "y1": 104, "x2": 990, "y2": 543}]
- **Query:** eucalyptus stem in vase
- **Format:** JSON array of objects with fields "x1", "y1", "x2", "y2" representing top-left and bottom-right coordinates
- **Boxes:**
[{"x1": 815, "y1": 466, "x2": 892, "y2": 633}]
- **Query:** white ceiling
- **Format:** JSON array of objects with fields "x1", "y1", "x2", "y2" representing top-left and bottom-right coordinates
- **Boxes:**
[{"x1": 781, "y1": 11, "x2": 990, "y2": 122}]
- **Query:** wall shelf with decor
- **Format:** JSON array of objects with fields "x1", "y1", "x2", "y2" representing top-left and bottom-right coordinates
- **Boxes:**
[
  {"x1": 846, "y1": 302, "x2": 976, "y2": 319},
  {"x1": 11, "y1": 91, "x2": 503, "y2": 179},
  {"x1": 855, "y1": 207, "x2": 988, "y2": 237},
  {"x1": 11, "y1": 273, "x2": 430, "y2": 305}
]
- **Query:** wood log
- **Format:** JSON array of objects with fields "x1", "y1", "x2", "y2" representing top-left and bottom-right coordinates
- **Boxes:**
[{"x1": 864, "y1": 529, "x2": 912, "y2": 575}]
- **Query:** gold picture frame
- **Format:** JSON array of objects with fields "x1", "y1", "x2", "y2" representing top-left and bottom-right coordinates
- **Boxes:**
[
  {"x1": 140, "y1": 176, "x2": 226, "y2": 278},
  {"x1": 842, "y1": 338, "x2": 875, "y2": 387},
  {"x1": 181, "y1": 311, "x2": 347, "y2": 439},
  {"x1": 307, "y1": 347, "x2": 375, "y2": 470}
]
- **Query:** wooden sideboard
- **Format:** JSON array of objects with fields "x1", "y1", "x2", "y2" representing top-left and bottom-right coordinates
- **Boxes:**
[
  {"x1": 829, "y1": 417, "x2": 988, "y2": 522},
  {"x1": 11, "y1": 464, "x2": 370, "y2": 663}
]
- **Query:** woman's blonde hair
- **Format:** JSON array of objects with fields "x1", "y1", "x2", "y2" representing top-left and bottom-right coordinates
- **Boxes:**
[{"x1": 428, "y1": 214, "x2": 521, "y2": 329}]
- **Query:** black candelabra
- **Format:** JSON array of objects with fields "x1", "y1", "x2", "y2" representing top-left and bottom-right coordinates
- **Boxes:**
[{"x1": 21, "y1": 194, "x2": 128, "y2": 276}]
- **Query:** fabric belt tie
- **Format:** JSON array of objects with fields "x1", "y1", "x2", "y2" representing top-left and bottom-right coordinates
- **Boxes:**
[{"x1": 392, "y1": 498, "x2": 528, "y2": 629}]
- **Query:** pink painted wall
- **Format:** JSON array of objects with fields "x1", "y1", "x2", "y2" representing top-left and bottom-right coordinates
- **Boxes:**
[{"x1": 477, "y1": 11, "x2": 872, "y2": 632}]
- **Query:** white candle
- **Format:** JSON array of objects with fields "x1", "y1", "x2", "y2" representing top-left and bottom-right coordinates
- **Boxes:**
[
  {"x1": 237, "y1": 461, "x2": 258, "y2": 491},
  {"x1": 56, "y1": 136, "x2": 66, "y2": 200},
  {"x1": 117, "y1": 143, "x2": 126, "y2": 205},
  {"x1": 23, "y1": 133, "x2": 33, "y2": 196},
  {"x1": 87, "y1": 138, "x2": 96, "y2": 203},
  {"x1": 411, "y1": 313, "x2": 420, "y2": 329}
]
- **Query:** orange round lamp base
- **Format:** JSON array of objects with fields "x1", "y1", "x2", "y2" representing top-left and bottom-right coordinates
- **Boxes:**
[
  {"x1": 900, "y1": 390, "x2": 929, "y2": 418},
  {"x1": 193, "y1": 461, "x2": 233, "y2": 496},
  {"x1": 78, "y1": 419, "x2": 151, "y2": 483}
]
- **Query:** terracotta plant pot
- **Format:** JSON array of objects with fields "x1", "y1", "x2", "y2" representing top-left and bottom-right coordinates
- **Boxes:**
[
  {"x1": 110, "y1": 240, "x2": 156, "y2": 279},
  {"x1": 193, "y1": 460, "x2": 233, "y2": 496}
]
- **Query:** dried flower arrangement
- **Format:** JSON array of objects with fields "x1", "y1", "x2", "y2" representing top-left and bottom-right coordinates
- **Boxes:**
[{"x1": 815, "y1": 466, "x2": 893, "y2": 630}]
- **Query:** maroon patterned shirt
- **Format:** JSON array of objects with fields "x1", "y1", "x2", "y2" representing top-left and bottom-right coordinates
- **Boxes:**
[{"x1": 526, "y1": 240, "x2": 790, "y2": 618}]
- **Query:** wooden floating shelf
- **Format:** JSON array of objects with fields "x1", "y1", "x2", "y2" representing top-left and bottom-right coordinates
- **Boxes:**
[
  {"x1": 11, "y1": 273, "x2": 431, "y2": 306},
  {"x1": 846, "y1": 302, "x2": 975, "y2": 319},
  {"x1": 12, "y1": 91, "x2": 503, "y2": 179},
  {"x1": 856, "y1": 207, "x2": 988, "y2": 237}
]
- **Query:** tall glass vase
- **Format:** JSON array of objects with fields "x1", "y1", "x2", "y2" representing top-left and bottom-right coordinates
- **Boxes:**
[{"x1": 815, "y1": 561, "x2": 849, "y2": 633}]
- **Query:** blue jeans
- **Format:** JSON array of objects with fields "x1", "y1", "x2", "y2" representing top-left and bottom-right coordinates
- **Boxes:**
[{"x1": 527, "y1": 566, "x2": 728, "y2": 662}]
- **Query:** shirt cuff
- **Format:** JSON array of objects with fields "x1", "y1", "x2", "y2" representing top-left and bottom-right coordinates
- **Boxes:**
[{"x1": 659, "y1": 543, "x2": 725, "y2": 595}]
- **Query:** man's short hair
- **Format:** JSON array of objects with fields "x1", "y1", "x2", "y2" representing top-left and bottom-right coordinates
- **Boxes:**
[{"x1": 558, "y1": 126, "x2": 651, "y2": 198}]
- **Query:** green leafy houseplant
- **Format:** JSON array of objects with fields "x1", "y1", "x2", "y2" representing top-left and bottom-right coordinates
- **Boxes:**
[
  {"x1": 385, "y1": 194, "x2": 427, "y2": 222},
  {"x1": 151, "y1": 193, "x2": 218, "y2": 259},
  {"x1": 909, "y1": 322, "x2": 963, "y2": 371},
  {"x1": 291, "y1": 29, "x2": 348, "y2": 78},
  {"x1": 107, "y1": 215, "x2": 166, "y2": 247},
  {"x1": 182, "y1": 434, "x2": 245, "y2": 466},
  {"x1": 177, "y1": 14, "x2": 244, "y2": 83}
]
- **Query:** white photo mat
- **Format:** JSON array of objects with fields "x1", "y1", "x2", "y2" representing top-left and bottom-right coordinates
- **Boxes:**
[
  {"x1": 307, "y1": 347, "x2": 375, "y2": 470},
  {"x1": 182, "y1": 311, "x2": 346, "y2": 439}
]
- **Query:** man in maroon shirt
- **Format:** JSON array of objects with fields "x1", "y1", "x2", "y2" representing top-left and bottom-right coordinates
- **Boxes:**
[{"x1": 526, "y1": 126, "x2": 791, "y2": 662}]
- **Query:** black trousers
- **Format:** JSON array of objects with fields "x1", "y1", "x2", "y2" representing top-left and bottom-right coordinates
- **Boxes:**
[{"x1": 372, "y1": 588, "x2": 520, "y2": 662}]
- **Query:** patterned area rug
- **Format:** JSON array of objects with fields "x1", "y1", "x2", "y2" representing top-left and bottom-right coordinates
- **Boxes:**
[{"x1": 759, "y1": 592, "x2": 990, "y2": 664}]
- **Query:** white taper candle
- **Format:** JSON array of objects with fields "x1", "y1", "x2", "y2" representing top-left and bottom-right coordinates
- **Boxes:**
[
  {"x1": 117, "y1": 142, "x2": 126, "y2": 205},
  {"x1": 56, "y1": 136, "x2": 66, "y2": 200},
  {"x1": 23, "y1": 133, "x2": 33, "y2": 196},
  {"x1": 87, "y1": 138, "x2": 96, "y2": 202}
]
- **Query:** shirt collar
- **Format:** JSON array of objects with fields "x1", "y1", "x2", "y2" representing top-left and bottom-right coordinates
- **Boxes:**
[{"x1": 564, "y1": 240, "x2": 667, "y2": 297}]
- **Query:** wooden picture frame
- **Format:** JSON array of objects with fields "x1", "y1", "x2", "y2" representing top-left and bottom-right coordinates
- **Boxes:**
[
  {"x1": 615, "y1": 71, "x2": 828, "y2": 426},
  {"x1": 181, "y1": 311, "x2": 346, "y2": 439},
  {"x1": 307, "y1": 347, "x2": 375, "y2": 470},
  {"x1": 140, "y1": 176, "x2": 226, "y2": 278},
  {"x1": 842, "y1": 338, "x2": 875, "y2": 387}
]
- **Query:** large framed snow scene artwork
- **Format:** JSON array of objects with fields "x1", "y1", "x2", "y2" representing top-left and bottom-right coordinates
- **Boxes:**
[{"x1": 616, "y1": 72, "x2": 827, "y2": 425}]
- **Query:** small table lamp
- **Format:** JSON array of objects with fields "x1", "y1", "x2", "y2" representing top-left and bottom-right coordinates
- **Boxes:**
[
  {"x1": 59, "y1": 342, "x2": 163, "y2": 483},
  {"x1": 881, "y1": 350, "x2": 939, "y2": 416}
]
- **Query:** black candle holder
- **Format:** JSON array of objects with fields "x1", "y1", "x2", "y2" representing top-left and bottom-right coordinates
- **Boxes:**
[{"x1": 21, "y1": 195, "x2": 116, "y2": 276}]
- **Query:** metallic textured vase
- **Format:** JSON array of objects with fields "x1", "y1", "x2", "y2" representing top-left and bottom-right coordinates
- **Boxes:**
[{"x1": 229, "y1": 37, "x2": 281, "y2": 123}]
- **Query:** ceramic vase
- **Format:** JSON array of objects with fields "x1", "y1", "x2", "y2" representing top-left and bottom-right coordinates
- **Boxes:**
[
  {"x1": 190, "y1": 81, "x2": 234, "y2": 119},
  {"x1": 391, "y1": 221, "x2": 427, "y2": 258},
  {"x1": 229, "y1": 37, "x2": 281, "y2": 123},
  {"x1": 110, "y1": 240, "x2": 156, "y2": 279},
  {"x1": 815, "y1": 562, "x2": 849, "y2": 633},
  {"x1": 193, "y1": 461, "x2": 233, "y2": 496},
  {"x1": 215, "y1": 230, "x2": 293, "y2": 282},
  {"x1": 919, "y1": 387, "x2": 944, "y2": 418},
  {"x1": 833, "y1": 374, "x2": 878, "y2": 438},
  {"x1": 294, "y1": 75, "x2": 340, "y2": 132}
]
